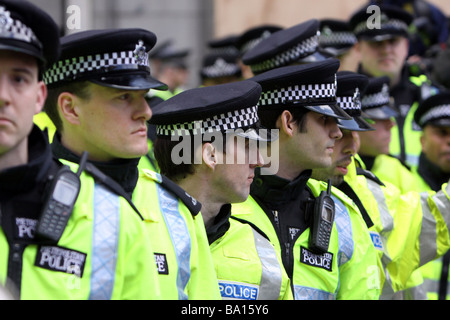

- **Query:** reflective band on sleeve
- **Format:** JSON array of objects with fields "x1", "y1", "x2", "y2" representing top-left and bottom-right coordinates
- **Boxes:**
[
  {"x1": 156, "y1": 184, "x2": 191, "y2": 300},
  {"x1": 89, "y1": 184, "x2": 120, "y2": 300},
  {"x1": 251, "y1": 228, "x2": 282, "y2": 300},
  {"x1": 332, "y1": 196, "x2": 354, "y2": 266},
  {"x1": 294, "y1": 285, "x2": 336, "y2": 300}
]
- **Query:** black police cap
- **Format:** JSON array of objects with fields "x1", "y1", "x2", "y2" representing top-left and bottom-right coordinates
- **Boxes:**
[
  {"x1": 200, "y1": 52, "x2": 242, "y2": 80},
  {"x1": 235, "y1": 24, "x2": 283, "y2": 57},
  {"x1": 242, "y1": 19, "x2": 331, "y2": 74},
  {"x1": 349, "y1": 4, "x2": 413, "y2": 42},
  {"x1": 361, "y1": 76, "x2": 398, "y2": 120},
  {"x1": 207, "y1": 35, "x2": 239, "y2": 56},
  {"x1": 250, "y1": 58, "x2": 351, "y2": 120},
  {"x1": 414, "y1": 91, "x2": 450, "y2": 129},
  {"x1": 319, "y1": 19, "x2": 357, "y2": 56},
  {"x1": 335, "y1": 71, "x2": 374, "y2": 132},
  {"x1": 150, "y1": 80, "x2": 273, "y2": 141},
  {"x1": 43, "y1": 28, "x2": 167, "y2": 91},
  {"x1": 0, "y1": 0, "x2": 60, "y2": 72}
]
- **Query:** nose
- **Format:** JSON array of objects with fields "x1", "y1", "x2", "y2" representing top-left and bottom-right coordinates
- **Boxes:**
[
  {"x1": 250, "y1": 146, "x2": 265, "y2": 168},
  {"x1": 342, "y1": 131, "x2": 360, "y2": 156},
  {"x1": 0, "y1": 76, "x2": 11, "y2": 108},
  {"x1": 137, "y1": 93, "x2": 152, "y2": 121},
  {"x1": 330, "y1": 120, "x2": 343, "y2": 140}
]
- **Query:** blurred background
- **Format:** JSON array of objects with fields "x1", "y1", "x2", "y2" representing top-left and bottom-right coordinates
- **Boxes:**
[{"x1": 29, "y1": 0, "x2": 450, "y2": 88}]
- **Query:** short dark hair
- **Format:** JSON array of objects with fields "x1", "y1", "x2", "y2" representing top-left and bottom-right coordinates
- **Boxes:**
[
  {"x1": 154, "y1": 132, "x2": 227, "y2": 182},
  {"x1": 44, "y1": 81, "x2": 92, "y2": 133},
  {"x1": 258, "y1": 107, "x2": 309, "y2": 132}
]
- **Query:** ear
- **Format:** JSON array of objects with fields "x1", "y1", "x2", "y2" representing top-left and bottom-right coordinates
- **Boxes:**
[
  {"x1": 34, "y1": 81, "x2": 47, "y2": 115},
  {"x1": 202, "y1": 142, "x2": 217, "y2": 170},
  {"x1": 277, "y1": 110, "x2": 296, "y2": 137},
  {"x1": 58, "y1": 91, "x2": 81, "y2": 125}
]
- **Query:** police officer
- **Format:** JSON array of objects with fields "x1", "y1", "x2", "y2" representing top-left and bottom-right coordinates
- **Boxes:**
[
  {"x1": 150, "y1": 80, "x2": 293, "y2": 300},
  {"x1": 0, "y1": 0, "x2": 161, "y2": 299},
  {"x1": 241, "y1": 19, "x2": 332, "y2": 76},
  {"x1": 358, "y1": 76, "x2": 417, "y2": 194},
  {"x1": 413, "y1": 91, "x2": 450, "y2": 299},
  {"x1": 349, "y1": 4, "x2": 439, "y2": 168},
  {"x1": 310, "y1": 71, "x2": 450, "y2": 299},
  {"x1": 318, "y1": 19, "x2": 360, "y2": 72},
  {"x1": 199, "y1": 52, "x2": 242, "y2": 86},
  {"x1": 232, "y1": 60, "x2": 382, "y2": 300},
  {"x1": 43, "y1": 29, "x2": 220, "y2": 299}
]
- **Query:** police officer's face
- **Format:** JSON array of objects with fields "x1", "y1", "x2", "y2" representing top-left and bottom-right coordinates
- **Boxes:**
[
  {"x1": 421, "y1": 125, "x2": 450, "y2": 173},
  {"x1": 210, "y1": 137, "x2": 264, "y2": 203},
  {"x1": 70, "y1": 83, "x2": 152, "y2": 162},
  {"x1": 283, "y1": 111, "x2": 343, "y2": 177},
  {"x1": 358, "y1": 118, "x2": 395, "y2": 157},
  {"x1": 0, "y1": 51, "x2": 46, "y2": 169},
  {"x1": 311, "y1": 130, "x2": 360, "y2": 186},
  {"x1": 357, "y1": 37, "x2": 408, "y2": 82}
]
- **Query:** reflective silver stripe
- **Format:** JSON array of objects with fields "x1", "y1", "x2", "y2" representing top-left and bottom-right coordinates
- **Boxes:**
[
  {"x1": 294, "y1": 285, "x2": 335, "y2": 300},
  {"x1": 251, "y1": 228, "x2": 282, "y2": 300},
  {"x1": 156, "y1": 184, "x2": 191, "y2": 300},
  {"x1": 332, "y1": 196, "x2": 353, "y2": 266},
  {"x1": 365, "y1": 179, "x2": 393, "y2": 266},
  {"x1": 419, "y1": 192, "x2": 438, "y2": 266},
  {"x1": 89, "y1": 184, "x2": 120, "y2": 300}
]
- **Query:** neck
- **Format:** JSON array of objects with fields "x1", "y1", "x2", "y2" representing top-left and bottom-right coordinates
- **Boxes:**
[{"x1": 177, "y1": 174, "x2": 224, "y2": 229}]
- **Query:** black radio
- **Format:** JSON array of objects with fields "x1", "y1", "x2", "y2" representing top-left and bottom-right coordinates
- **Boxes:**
[
  {"x1": 36, "y1": 152, "x2": 88, "y2": 243},
  {"x1": 309, "y1": 180, "x2": 335, "y2": 253}
]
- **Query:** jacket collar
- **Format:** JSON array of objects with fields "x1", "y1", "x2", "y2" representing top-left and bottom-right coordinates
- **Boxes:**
[
  {"x1": 418, "y1": 152, "x2": 450, "y2": 192},
  {"x1": 51, "y1": 133, "x2": 140, "y2": 196}
]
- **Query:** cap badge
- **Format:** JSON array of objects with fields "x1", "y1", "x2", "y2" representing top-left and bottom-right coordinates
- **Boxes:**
[
  {"x1": 134, "y1": 40, "x2": 148, "y2": 66},
  {"x1": 352, "y1": 87, "x2": 361, "y2": 109},
  {"x1": 0, "y1": 7, "x2": 13, "y2": 35}
]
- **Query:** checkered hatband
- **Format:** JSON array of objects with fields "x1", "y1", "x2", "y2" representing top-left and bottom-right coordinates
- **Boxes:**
[
  {"x1": 240, "y1": 30, "x2": 275, "y2": 55},
  {"x1": 43, "y1": 43, "x2": 150, "y2": 86},
  {"x1": 259, "y1": 81, "x2": 336, "y2": 107},
  {"x1": 353, "y1": 19, "x2": 409, "y2": 37},
  {"x1": 0, "y1": 6, "x2": 41, "y2": 48},
  {"x1": 156, "y1": 106, "x2": 259, "y2": 137},
  {"x1": 201, "y1": 58, "x2": 241, "y2": 78},
  {"x1": 319, "y1": 31, "x2": 357, "y2": 47},
  {"x1": 250, "y1": 32, "x2": 319, "y2": 73},
  {"x1": 361, "y1": 84, "x2": 390, "y2": 109},
  {"x1": 337, "y1": 95, "x2": 362, "y2": 116},
  {"x1": 419, "y1": 105, "x2": 450, "y2": 127}
]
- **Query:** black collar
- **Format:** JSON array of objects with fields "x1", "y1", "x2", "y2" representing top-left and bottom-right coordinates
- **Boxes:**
[
  {"x1": 0, "y1": 126, "x2": 54, "y2": 197},
  {"x1": 250, "y1": 168, "x2": 312, "y2": 205},
  {"x1": 206, "y1": 204, "x2": 231, "y2": 245},
  {"x1": 418, "y1": 152, "x2": 450, "y2": 192},
  {"x1": 51, "y1": 133, "x2": 140, "y2": 197}
]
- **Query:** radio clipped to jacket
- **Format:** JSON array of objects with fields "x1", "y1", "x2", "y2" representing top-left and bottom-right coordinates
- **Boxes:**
[
  {"x1": 309, "y1": 180, "x2": 335, "y2": 253},
  {"x1": 36, "y1": 152, "x2": 88, "y2": 243}
]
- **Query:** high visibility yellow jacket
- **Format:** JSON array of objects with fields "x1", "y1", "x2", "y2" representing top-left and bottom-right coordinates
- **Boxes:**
[
  {"x1": 232, "y1": 178, "x2": 381, "y2": 300},
  {"x1": 343, "y1": 157, "x2": 450, "y2": 298},
  {"x1": 33, "y1": 111, "x2": 56, "y2": 142},
  {"x1": 209, "y1": 211, "x2": 293, "y2": 300},
  {"x1": 135, "y1": 169, "x2": 221, "y2": 300},
  {"x1": 0, "y1": 158, "x2": 161, "y2": 300}
]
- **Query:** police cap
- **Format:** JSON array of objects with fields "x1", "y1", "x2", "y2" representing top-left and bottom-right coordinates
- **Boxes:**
[
  {"x1": 361, "y1": 76, "x2": 398, "y2": 120},
  {"x1": 43, "y1": 28, "x2": 167, "y2": 91},
  {"x1": 0, "y1": 0, "x2": 60, "y2": 72},
  {"x1": 350, "y1": 4, "x2": 413, "y2": 42},
  {"x1": 149, "y1": 80, "x2": 274, "y2": 141},
  {"x1": 250, "y1": 58, "x2": 351, "y2": 120},
  {"x1": 208, "y1": 35, "x2": 239, "y2": 56},
  {"x1": 200, "y1": 52, "x2": 242, "y2": 80},
  {"x1": 242, "y1": 19, "x2": 331, "y2": 74},
  {"x1": 235, "y1": 24, "x2": 283, "y2": 57},
  {"x1": 335, "y1": 71, "x2": 374, "y2": 131},
  {"x1": 414, "y1": 91, "x2": 450, "y2": 128},
  {"x1": 319, "y1": 19, "x2": 357, "y2": 57}
]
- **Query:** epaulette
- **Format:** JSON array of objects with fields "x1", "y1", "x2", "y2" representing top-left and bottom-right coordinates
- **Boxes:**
[
  {"x1": 355, "y1": 167, "x2": 386, "y2": 187},
  {"x1": 142, "y1": 169, "x2": 202, "y2": 216}
]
